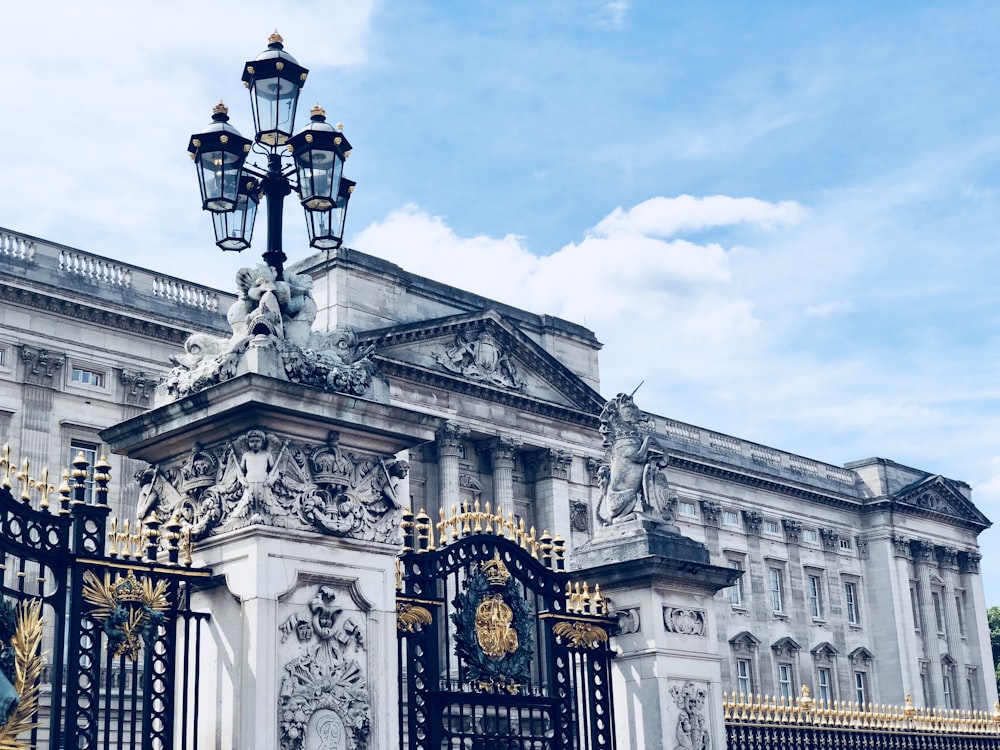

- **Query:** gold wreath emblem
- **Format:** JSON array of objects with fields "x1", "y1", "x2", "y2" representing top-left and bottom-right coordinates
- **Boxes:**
[
  {"x1": 0, "y1": 598, "x2": 45, "y2": 749},
  {"x1": 474, "y1": 595, "x2": 518, "y2": 659},
  {"x1": 552, "y1": 620, "x2": 609, "y2": 650},
  {"x1": 82, "y1": 570, "x2": 170, "y2": 661}
]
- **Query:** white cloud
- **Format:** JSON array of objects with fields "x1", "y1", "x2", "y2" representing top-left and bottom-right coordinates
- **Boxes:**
[{"x1": 590, "y1": 195, "x2": 807, "y2": 239}]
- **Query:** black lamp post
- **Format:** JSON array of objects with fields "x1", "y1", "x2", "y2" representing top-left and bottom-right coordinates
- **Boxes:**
[{"x1": 188, "y1": 32, "x2": 355, "y2": 280}]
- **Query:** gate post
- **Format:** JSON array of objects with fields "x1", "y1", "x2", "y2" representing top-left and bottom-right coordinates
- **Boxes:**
[
  {"x1": 102, "y1": 374, "x2": 441, "y2": 750},
  {"x1": 572, "y1": 519, "x2": 740, "y2": 750}
]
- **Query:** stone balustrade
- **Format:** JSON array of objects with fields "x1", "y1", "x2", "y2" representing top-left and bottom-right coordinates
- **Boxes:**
[
  {"x1": 657, "y1": 416, "x2": 858, "y2": 488},
  {"x1": 1, "y1": 227, "x2": 233, "y2": 314}
]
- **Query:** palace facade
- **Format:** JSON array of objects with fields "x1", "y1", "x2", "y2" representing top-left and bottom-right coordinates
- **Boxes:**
[{"x1": 1, "y1": 225, "x2": 995, "y2": 713}]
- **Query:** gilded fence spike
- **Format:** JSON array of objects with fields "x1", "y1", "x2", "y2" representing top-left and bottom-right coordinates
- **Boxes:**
[
  {"x1": 58, "y1": 470, "x2": 72, "y2": 514},
  {"x1": 473, "y1": 499, "x2": 483, "y2": 532},
  {"x1": 0, "y1": 444, "x2": 11, "y2": 488},
  {"x1": 17, "y1": 458, "x2": 31, "y2": 502},
  {"x1": 461, "y1": 502, "x2": 472, "y2": 535}
]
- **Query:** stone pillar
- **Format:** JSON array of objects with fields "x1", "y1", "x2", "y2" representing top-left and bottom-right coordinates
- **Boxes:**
[
  {"x1": 101, "y1": 374, "x2": 442, "y2": 750},
  {"x1": 572, "y1": 520, "x2": 739, "y2": 750},
  {"x1": 912, "y1": 539, "x2": 943, "y2": 705},
  {"x1": 958, "y1": 551, "x2": 999, "y2": 709},
  {"x1": 484, "y1": 435, "x2": 520, "y2": 518},
  {"x1": 531, "y1": 448, "x2": 572, "y2": 539},
  {"x1": 436, "y1": 422, "x2": 468, "y2": 513},
  {"x1": 936, "y1": 546, "x2": 966, "y2": 708}
]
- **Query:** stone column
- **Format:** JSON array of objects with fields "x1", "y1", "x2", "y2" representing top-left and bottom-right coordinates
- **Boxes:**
[
  {"x1": 484, "y1": 435, "x2": 520, "y2": 518},
  {"x1": 531, "y1": 448, "x2": 572, "y2": 539},
  {"x1": 912, "y1": 539, "x2": 943, "y2": 705},
  {"x1": 936, "y1": 546, "x2": 966, "y2": 708},
  {"x1": 436, "y1": 422, "x2": 468, "y2": 513}
]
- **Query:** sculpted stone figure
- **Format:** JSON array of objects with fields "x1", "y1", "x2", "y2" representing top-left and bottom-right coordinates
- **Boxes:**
[
  {"x1": 595, "y1": 392, "x2": 675, "y2": 526},
  {"x1": 162, "y1": 265, "x2": 375, "y2": 401}
]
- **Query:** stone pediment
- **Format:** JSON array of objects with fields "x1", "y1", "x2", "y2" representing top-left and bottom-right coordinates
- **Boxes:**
[
  {"x1": 358, "y1": 310, "x2": 605, "y2": 414},
  {"x1": 893, "y1": 475, "x2": 991, "y2": 529}
]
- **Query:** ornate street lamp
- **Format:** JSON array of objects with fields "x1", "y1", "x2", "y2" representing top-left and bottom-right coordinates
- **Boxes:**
[{"x1": 188, "y1": 32, "x2": 355, "y2": 278}]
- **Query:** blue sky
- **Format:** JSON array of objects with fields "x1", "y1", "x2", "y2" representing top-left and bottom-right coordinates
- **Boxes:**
[{"x1": 5, "y1": 2, "x2": 1000, "y2": 600}]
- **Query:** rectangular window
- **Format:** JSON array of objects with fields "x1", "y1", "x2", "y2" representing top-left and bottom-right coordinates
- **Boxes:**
[
  {"x1": 679, "y1": 501, "x2": 697, "y2": 517},
  {"x1": 845, "y1": 582, "x2": 860, "y2": 625},
  {"x1": 839, "y1": 538, "x2": 852, "y2": 551},
  {"x1": 736, "y1": 659, "x2": 753, "y2": 697},
  {"x1": 932, "y1": 592, "x2": 945, "y2": 634},
  {"x1": 728, "y1": 560, "x2": 744, "y2": 607},
  {"x1": 910, "y1": 586, "x2": 922, "y2": 632},
  {"x1": 723, "y1": 510, "x2": 740, "y2": 526},
  {"x1": 943, "y1": 672, "x2": 953, "y2": 709},
  {"x1": 763, "y1": 520, "x2": 780, "y2": 535},
  {"x1": 920, "y1": 671, "x2": 930, "y2": 706},
  {"x1": 817, "y1": 667, "x2": 832, "y2": 704},
  {"x1": 70, "y1": 367, "x2": 105, "y2": 388},
  {"x1": 778, "y1": 664, "x2": 793, "y2": 701},
  {"x1": 956, "y1": 594, "x2": 966, "y2": 637},
  {"x1": 854, "y1": 672, "x2": 867, "y2": 706},
  {"x1": 808, "y1": 575, "x2": 824, "y2": 619},
  {"x1": 968, "y1": 669, "x2": 977, "y2": 707},
  {"x1": 802, "y1": 528, "x2": 818, "y2": 543},
  {"x1": 68, "y1": 440, "x2": 98, "y2": 503},
  {"x1": 769, "y1": 568, "x2": 784, "y2": 613},
  {"x1": 0, "y1": 348, "x2": 5, "y2": 367}
]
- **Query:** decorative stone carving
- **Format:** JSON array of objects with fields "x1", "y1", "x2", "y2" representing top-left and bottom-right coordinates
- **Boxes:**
[
  {"x1": 431, "y1": 326, "x2": 525, "y2": 390},
  {"x1": 728, "y1": 631, "x2": 760, "y2": 653},
  {"x1": 140, "y1": 429, "x2": 407, "y2": 543},
  {"x1": 910, "y1": 539, "x2": 935, "y2": 563},
  {"x1": 819, "y1": 527, "x2": 840, "y2": 552},
  {"x1": 855, "y1": 535, "x2": 869, "y2": 560},
  {"x1": 771, "y1": 636, "x2": 801, "y2": 658},
  {"x1": 959, "y1": 550, "x2": 981, "y2": 574},
  {"x1": 19, "y1": 345, "x2": 63, "y2": 386},
  {"x1": 810, "y1": 642, "x2": 838, "y2": 664},
  {"x1": 670, "y1": 681, "x2": 710, "y2": 750},
  {"x1": 891, "y1": 533, "x2": 911, "y2": 559},
  {"x1": 119, "y1": 368, "x2": 157, "y2": 406},
  {"x1": 595, "y1": 393, "x2": 675, "y2": 527},
  {"x1": 663, "y1": 607, "x2": 706, "y2": 636},
  {"x1": 700, "y1": 500, "x2": 722, "y2": 527},
  {"x1": 458, "y1": 474, "x2": 484, "y2": 502},
  {"x1": 162, "y1": 266, "x2": 377, "y2": 401},
  {"x1": 614, "y1": 607, "x2": 641, "y2": 635},
  {"x1": 936, "y1": 546, "x2": 958, "y2": 569},
  {"x1": 531, "y1": 449, "x2": 572, "y2": 481},
  {"x1": 848, "y1": 646, "x2": 874, "y2": 667},
  {"x1": 436, "y1": 422, "x2": 469, "y2": 458},
  {"x1": 782, "y1": 519, "x2": 802, "y2": 544},
  {"x1": 585, "y1": 457, "x2": 605, "y2": 486},
  {"x1": 278, "y1": 585, "x2": 371, "y2": 750},
  {"x1": 743, "y1": 511, "x2": 763, "y2": 536},
  {"x1": 570, "y1": 500, "x2": 590, "y2": 532},
  {"x1": 481, "y1": 436, "x2": 521, "y2": 471}
]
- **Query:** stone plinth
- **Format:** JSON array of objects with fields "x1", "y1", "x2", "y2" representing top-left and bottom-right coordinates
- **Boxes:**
[
  {"x1": 101, "y1": 373, "x2": 442, "y2": 750},
  {"x1": 572, "y1": 521, "x2": 739, "y2": 750}
]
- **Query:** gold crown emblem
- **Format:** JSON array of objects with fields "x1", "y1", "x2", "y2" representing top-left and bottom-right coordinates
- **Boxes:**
[
  {"x1": 111, "y1": 572, "x2": 146, "y2": 603},
  {"x1": 481, "y1": 552, "x2": 510, "y2": 587}
]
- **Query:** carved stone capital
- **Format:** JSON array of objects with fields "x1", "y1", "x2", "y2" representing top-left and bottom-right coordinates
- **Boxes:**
[
  {"x1": 744, "y1": 511, "x2": 763, "y2": 536},
  {"x1": 959, "y1": 550, "x2": 981, "y2": 574},
  {"x1": 819, "y1": 527, "x2": 840, "y2": 552},
  {"x1": 855, "y1": 536, "x2": 869, "y2": 560},
  {"x1": 481, "y1": 436, "x2": 521, "y2": 470},
  {"x1": 585, "y1": 457, "x2": 606, "y2": 485},
  {"x1": 614, "y1": 607, "x2": 641, "y2": 635},
  {"x1": 891, "y1": 533, "x2": 911, "y2": 559},
  {"x1": 436, "y1": 422, "x2": 469, "y2": 458},
  {"x1": 910, "y1": 539, "x2": 935, "y2": 563},
  {"x1": 19, "y1": 345, "x2": 64, "y2": 386},
  {"x1": 531, "y1": 449, "x2": 573, "y2": 481},
  {"x1": 119, "y1": 368, "x2": 157, "y2": 406},
  {"x1": 700, "y1": 500, "x2": 722, "y2": 527},
  {"x1": 935, "y1": 545, "x2": 958, "y2": 569},
  {"x1": 782, "y1": 519, "x2": 802, "y2": 544}
]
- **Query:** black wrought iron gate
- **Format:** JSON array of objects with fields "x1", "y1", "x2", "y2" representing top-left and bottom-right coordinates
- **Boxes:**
[
  {"x1": 397, "y1": 505, "x2": 616, "y2": 750},
  {"x1": 0, "y1": 448, "x2": 210, "y2": 749}
]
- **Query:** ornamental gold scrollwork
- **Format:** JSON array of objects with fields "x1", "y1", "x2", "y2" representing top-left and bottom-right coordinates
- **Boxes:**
[
  {"x1": 0, "y1": 597, "x2": 44, "y2": 750},
  {"x1": 396, "y1": 602, "x2": 433, "y2": 633},
  {"x1": 81, "y1": 570, "x2": 170, "y2": 661},
  {"x1": 552, "y1": 620, "x2": 609, "y2": 650}
]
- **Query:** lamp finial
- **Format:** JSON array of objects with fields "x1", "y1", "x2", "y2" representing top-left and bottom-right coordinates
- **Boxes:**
[{"x1": 269, "y1": 30, "x2": 284, "y2": 46}]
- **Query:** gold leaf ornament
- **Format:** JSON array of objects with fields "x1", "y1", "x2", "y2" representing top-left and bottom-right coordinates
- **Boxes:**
[
  {"x1": 82, "y1": 570, "x2": 170, "y2": 661},
  {"x1": 0, "y1": 598, "x2": 45, "y2": 749},
  {"x1": 396, "y1": 602, "x2": 433, "y2": 633},
  {"x1": 552, "y1": 620, "x2": 609, "y2": 650}
]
